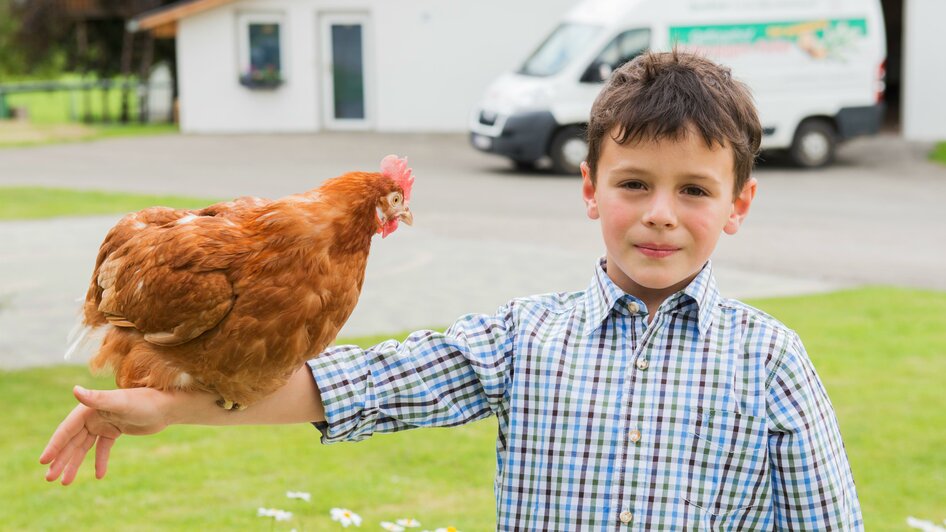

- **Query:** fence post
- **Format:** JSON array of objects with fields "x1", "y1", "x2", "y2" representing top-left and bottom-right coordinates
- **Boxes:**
[
  {"x1": 137, "y1": 82, "x2": 148, "y2": 124},
  {"x1": 69, "y1": 89, "x2": 77, "y2": 122},
  {"x1": 101, "y1": 80, "x2": 111, "y2": 123},
  {"x1": 82, "y1": 79, "x2": 93, "y2": 123}
]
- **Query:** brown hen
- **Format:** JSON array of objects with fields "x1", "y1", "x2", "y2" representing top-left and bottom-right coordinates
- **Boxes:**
[{"x1": 69, "y1": 155, "x2": 415, "y2": 410}]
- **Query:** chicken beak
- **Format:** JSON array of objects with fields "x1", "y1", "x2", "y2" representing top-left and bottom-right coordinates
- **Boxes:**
[{"x1": 398, "y1": 208, "x2": 413, "y2": 226}]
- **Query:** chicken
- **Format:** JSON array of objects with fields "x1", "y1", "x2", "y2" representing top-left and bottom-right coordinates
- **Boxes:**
[{"x1": 67, "y1": 155, "x2": 415, "y2": 410}]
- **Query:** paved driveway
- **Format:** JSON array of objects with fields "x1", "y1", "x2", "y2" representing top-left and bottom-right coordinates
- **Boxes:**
[{"x1": 1, "y1": 132, "x2": 943, "y2": 368}]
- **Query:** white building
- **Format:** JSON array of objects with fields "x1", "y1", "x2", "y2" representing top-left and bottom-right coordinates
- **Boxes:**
[
  {"x1": 131, "y1": 0, "x2": 576, "y2": 134},
  {"x1": 135, "y1": 0, "x2": 945, "y2": 141},
  {"x1": 902, "y1": 0, "x2": 946, "y2": 141}
]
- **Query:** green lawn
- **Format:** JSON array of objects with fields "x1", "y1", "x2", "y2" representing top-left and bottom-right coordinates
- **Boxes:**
[
  {"x1": 1, "y1": 74, "x2": 177, "y2": 147},
  {"x1": 2, "y1": 75, "x2": 150, "y2": 125},
  {"x1": 2, "y1": 288, "x2": 944, "y2": 530},
  {"x1": 931, "y1": 142, "x2": 946, "y2": 165},
  {"x1": 0, "y1": 187, "x2": 219, "y2": 220}
]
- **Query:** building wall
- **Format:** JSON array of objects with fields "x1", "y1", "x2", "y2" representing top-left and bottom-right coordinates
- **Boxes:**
[
  {"x1": 903, "y1": 0, "x2": 946, "y2": 141},
  {"x1": 177, "y1": 0, "x2": 576, "y2": 133},
  {"x1": 177, "y1": 3, "x2": 318, "y2": 133}
]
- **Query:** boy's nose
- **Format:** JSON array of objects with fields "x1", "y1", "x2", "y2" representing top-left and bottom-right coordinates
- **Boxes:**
[{"x1": 642, "y1": 193, "x2": 677, "y2": 228}]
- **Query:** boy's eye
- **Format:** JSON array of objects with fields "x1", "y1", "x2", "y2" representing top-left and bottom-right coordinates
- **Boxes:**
[
  {"x1": 682, "y1": 186, "x2": 709, "y2": 197},
  {"x1": 620, "y1": 181, "x2": 646, "y2": 190}
]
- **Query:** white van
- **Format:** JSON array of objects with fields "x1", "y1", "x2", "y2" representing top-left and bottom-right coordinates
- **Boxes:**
[{"x1": 470, "y1": 0, "x2": 886, "y2": 173}]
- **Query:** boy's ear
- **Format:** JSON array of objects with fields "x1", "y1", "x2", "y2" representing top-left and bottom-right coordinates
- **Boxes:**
[
  {"x1": 581, "y1": 162, "x2": 599, "y2": 220},
  {"x1": 724, "y1": 177, "x2": 757, "y2": 235}
]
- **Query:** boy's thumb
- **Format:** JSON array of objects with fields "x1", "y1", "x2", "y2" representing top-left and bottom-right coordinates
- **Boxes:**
[{"x1": 74, "y1": 385, "x2": 110, "y2": 409}]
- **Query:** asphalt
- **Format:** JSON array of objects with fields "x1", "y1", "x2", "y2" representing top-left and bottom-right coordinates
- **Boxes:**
[{"x1": 1, "y1": 131, "x2": 944, "y2": 369}]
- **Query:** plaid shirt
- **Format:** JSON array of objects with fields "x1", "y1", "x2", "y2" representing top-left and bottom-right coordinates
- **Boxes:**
[{"x1": 308, "y1": 260, "x2": 862, "y2": 531}]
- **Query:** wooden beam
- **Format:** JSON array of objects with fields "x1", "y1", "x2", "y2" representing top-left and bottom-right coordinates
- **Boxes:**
[
  {"x1": 132, "y1": 0, "x2": 235, "y2": 31},
  {"x1": 151, "y1": 22, "x2": 179, "y2": 39}
]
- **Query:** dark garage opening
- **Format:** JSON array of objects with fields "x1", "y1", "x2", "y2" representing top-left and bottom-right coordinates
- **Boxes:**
[{"x1": 881, "y1": 0, "x2": 903, "y2": 132}]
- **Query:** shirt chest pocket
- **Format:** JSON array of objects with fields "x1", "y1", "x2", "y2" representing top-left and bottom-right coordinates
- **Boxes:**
[{"x1": 681, "y1": 409, "x2": 767, "y2": 518}]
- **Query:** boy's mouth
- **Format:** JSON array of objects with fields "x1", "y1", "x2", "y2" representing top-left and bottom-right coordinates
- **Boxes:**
[{"x1": 635, "y1": 244, "x2": 681, "y2": 259}]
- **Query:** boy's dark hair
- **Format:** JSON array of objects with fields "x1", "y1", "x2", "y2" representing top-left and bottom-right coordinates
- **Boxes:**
[{"x1": 585, "y1": 49, "x2": 762, "y2": 196}]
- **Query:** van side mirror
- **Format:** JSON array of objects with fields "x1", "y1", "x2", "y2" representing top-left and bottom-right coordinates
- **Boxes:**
[
  {"x1": 598, "y1": 63, "x2": 613, "y2": 80},
  {"x1": 581, "y1": 62, "x2": 612, "y2": 83}
]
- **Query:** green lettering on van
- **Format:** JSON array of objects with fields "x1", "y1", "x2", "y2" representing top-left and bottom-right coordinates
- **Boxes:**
[{"x1": 670, "y1": 19, "x2": 867, "y2": 46}]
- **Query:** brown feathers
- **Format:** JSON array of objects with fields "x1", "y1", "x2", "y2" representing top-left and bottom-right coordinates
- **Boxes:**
[{"x1": 81, "y1": 168, "x2": 414, "y2": 409}]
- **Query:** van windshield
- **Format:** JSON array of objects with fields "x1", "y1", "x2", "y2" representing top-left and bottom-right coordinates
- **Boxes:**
[{"x1": 518, "y1": 23, "x2": 602, "y2": 77}]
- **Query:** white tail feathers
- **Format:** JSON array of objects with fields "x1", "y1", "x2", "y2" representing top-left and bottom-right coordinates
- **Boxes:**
[
  {"x1": 65, "y1": 313, "x2": 107, "y2": 362},
  {"x1": 64, "y1": 320, "x2": 88, "y2": 361}
]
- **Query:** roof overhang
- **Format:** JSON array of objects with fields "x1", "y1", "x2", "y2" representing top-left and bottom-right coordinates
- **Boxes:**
[{"x1": 127, "y1": 0, "x2": 236, "y2": 37}]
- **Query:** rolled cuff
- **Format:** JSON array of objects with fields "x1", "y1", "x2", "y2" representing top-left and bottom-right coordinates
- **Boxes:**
[{"x1": 306, "y1": 348, "x2": 380, "y2": 444}]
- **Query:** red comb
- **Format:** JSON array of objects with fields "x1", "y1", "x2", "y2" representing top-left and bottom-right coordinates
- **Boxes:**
[{"x1": 380, "y1": 155, "x2": 414, "y2": 201}]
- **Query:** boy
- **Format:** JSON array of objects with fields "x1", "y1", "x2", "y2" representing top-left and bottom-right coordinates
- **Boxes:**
[{"x1": 41, "y1": 51, "x2": 862, "y2": 530}]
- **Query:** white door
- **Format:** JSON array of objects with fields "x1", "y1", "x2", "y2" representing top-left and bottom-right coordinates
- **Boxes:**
[{"x1": 319, "y1": 13, "x2": 372, "y2": 130}]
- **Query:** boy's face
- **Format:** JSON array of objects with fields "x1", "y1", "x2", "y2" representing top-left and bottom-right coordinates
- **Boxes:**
[{"x1": 581, "y1": 128, "x2": 756, "y2": 305}]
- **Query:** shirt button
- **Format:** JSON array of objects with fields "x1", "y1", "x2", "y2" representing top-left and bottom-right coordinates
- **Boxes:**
[
  {"x1": 636, "y1": 358, "x2": 649, "y2": 370},
  {"x1": 627, "y1": 302, "x2": 640, "y2": 314},
  {"x1": 628, "y1": 429, "x2": 641, "y2": 443},
  {"x1": 619, "y1": 510, "x2": 633, "y2": 524}
]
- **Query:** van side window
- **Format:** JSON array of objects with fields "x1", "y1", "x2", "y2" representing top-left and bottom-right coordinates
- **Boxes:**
[
  {"x1": 581, "y1": 28, "x2": 651, "y2": 83},
  {"x1": 519, "y1": 23, "x2": 603, "y2": 77}
]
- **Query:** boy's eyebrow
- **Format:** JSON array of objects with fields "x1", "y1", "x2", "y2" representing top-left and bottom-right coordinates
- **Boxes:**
[
  {"x1": 609, "y1": 165, "x2": 654, "y2": 179},
  {"x1": 682, "y1": 173, "x2": 724, "y2": 185},
  {"x1": 610, "y1": 166, "x2": 724, "y2": 185}
]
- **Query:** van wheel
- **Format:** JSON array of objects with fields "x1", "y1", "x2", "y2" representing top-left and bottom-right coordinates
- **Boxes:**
[
  {"x1": 549, "y1": 126, "x2": 587, "y2": 175},
  {"x1": 790, "y1": 120, "x2": 837, "y2": 168}
]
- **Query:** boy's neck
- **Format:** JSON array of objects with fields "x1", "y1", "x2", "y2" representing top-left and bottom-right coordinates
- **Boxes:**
[{"x1": 604, "y1": 258, "x2": 699, "y2": 323}]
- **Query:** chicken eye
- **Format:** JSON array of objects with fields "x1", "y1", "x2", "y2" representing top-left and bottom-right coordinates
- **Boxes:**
[{"x1": 392, "y1": 194, "x2": 402, "y2": 205}]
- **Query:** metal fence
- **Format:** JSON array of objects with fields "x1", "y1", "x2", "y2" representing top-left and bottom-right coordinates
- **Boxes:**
[{"x1": 0, "y1": 78, "x2": 174, "y2": 124}]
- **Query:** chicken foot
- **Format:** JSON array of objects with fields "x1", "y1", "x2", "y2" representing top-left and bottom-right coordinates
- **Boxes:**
[{"x1": 216, "y1": 398, "x2": 247, "y2": 411}]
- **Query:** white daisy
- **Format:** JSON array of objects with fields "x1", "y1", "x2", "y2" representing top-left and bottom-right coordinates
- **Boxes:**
[
  {"x1": 380, "y1": 522, "x2": 405, "y2": 531},
  {"x1": 257, "y1": 507, "x2": 293, "y2": 522},
  {"x1": 330, "y1": 507, "x2": 363, "y2": 527},
  {"x1": 396, "y1": 518, "x2": 421, "y2": 528},
  {"x1": 906, "y1": 517, "x2": 946, "y2": 532},
  {"x1": 286, "y1": 490, "x2": 312, "y2": 502}
]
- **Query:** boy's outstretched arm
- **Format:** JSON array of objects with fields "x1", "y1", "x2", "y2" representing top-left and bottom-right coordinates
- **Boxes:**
[
  {"x1": 767, "y1": 334, "x2": 863, "y2": 530},
  {"x1": 39, "y1": 365, "x2": 325, "y2": 485}
]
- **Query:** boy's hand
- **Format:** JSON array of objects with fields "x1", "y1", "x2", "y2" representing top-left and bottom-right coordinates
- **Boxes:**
[
  {"x1": 39, "y1": 366, "x2": 325, "y2": 485},
  {"x1": 39, "y1": 385, "x2": 173, "y2": 485}
]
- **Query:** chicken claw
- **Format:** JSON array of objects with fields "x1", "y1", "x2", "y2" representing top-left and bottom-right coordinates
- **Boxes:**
[{"x1": 216, "y1": 398, "x2": 246, "y2": 411}]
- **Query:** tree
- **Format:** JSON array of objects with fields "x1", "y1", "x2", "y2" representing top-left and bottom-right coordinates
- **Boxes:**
[
  {"x1": 0, "y1": 0, "x2": 63, "y2": 77},
  {"x1": 12, "y1": 0, "x2": 177, "y2": 79},
  {"x1": 9, "y1": 0, "x2": 178, "y2": 122}
]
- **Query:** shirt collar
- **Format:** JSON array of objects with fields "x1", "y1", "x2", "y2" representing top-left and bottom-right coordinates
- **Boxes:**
[
  {"x1": 669, "y1": 261, "x2": 721, "y2": 339},
  {"x1": 583, "y1": 258, "x2": 721, "y2": 338},
  {"x1": 583, "y1": 258, "x2": 630, "y2": 334}
]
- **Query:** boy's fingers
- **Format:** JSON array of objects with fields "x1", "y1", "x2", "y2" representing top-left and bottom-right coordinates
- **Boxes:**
[
  {"x1": 45, "y1": 454, "x2": 66, "y2": 482},
  {"x1": 45, "y1": 446, "x2": 73, "y2": 482},
  {"x1": 44, "y1": 427, "x2": 86, "y2": 481},
  {"x1": 60, "y1": 433, "x2": 96, "y2": 486},
  {"x1": 94, "y1": 437, "x2": 117, "y2": 479},
  {"x1": 40, "y1": 405, "x2": 88, "y2": 464}
]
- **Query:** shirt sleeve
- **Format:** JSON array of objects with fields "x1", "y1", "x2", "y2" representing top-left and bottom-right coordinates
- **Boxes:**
[
  {"x1": 306, "y1": 304, "x2": 515, "y2": 444},
  {"x1": 766, "y1": 332, "x2": 863, "y2": 530}
]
